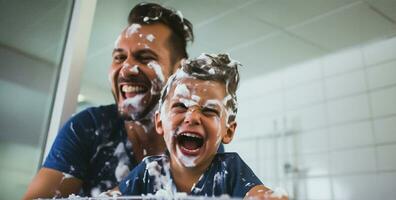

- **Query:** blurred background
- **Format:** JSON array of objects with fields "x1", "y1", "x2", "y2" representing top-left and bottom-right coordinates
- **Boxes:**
[{"x1": 1, "y1": 0, "x2": 396, "y2": 199}]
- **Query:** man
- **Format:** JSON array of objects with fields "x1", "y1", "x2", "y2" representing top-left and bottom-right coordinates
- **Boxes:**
[{"x1": 23, "y1": 3, "x2": 194, "y2": 198}]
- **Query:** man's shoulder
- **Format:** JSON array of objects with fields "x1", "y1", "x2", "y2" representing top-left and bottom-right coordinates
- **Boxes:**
[
  {"x1": 70, "y1": 104, "x2": 119, "y2": 124},
  {"x1": 75, "y1": 104, "x2": 118, "y2": 118}
]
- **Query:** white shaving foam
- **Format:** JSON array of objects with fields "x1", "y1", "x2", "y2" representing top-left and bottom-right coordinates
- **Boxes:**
[
  {"x1": 125, "y1": 23, "x2": 141, "y2": 38},
  {"x1": 122, "y1": 94, "x2": 145, "y2": 112},
  {"x1": 147, "y1": 61, "x2": 164, "y2": 82},
  {"x1": 146, "y1": 34, "x2": 155, "y2": 42},
  {"x1": 191, "y1": 95, "x2": 200, "y2": 102},
  {"x1": 130, "y1": 65, "x2": 139, "y2": 73},
  {"x1": 114, "y1": 35, "x2": 121, "y2": 48},
  {"x1": 271, "y1": 187, "x2": 288, "y2": 198},
  {"x1": 176, "y1": 146, "x2": 197, "y2": 167},
  {"x1": 115, "y1": 162, "x2": 130, "y2": 182},
  {"x1": 173, "y1": 84, "x2": 190, "y2": 98},
  {"x1": 176, "y1": 10, "x2": 184, "y2": 22},
  {"x1": 62, "y1": 173, "x2": 74, "y2": 180},
  {"x1": 180, "y1": 98, "x2": 198, "y2": 108}
]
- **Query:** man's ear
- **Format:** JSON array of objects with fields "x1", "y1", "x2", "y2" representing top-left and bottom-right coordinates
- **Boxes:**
[
  {"x1": 171, "y1": 58, "x2": 184, "y2": 73},
  {"x1": 155, "y1": 111, "x2": 164, "y2": 136},
  {"x1": 222, "y1": 121, "x2": 237, "y2": 144}
]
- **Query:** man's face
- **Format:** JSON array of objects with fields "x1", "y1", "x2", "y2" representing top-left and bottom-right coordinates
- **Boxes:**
[
  {"x1": 110, "y1": 23, "x2": 176, "y2": 121},
  {"x1": 155, "y1": 78, "x2": 236, "y2": 169}
]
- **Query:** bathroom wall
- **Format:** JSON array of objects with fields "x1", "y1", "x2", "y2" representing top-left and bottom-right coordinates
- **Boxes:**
[{"x1": 227, "y1": 36, "x2": 396, "y2": 200}]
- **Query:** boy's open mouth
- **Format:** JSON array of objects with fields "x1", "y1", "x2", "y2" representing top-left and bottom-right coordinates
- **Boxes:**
[{"x1": 176, "y1": 132, "x2": 204, "y2": 155}]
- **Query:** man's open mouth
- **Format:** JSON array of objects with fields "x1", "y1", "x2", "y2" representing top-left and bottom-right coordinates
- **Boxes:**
[
  {"x1": 120, "y1": 83, "x2": 149, "y2": 99},
  {"x1": 176, "y1": 132, "x2": 204, "y2": 155}
]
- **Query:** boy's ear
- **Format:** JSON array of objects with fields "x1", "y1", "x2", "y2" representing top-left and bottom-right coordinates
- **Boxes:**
[
  {"x1": 155, "y1": 111, "x2": 164, "y2": 136},
  {"x1": 222, "y1": 121, "x2": 237, "y2": 144}
]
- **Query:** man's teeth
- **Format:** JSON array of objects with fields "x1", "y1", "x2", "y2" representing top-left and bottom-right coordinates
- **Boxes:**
[{"x1": 121, "y1": 85, "x2": 145, "y2": 93}]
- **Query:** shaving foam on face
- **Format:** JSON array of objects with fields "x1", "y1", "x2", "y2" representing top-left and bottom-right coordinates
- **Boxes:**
[
  {"x1": 125, "y1": 23, "x2": 141, "y2": 38},
  {"x1": 176, "y1": 146, "x2": 197, "y2": 167},
  {"x1": 130, "y1": 65, "x2": 139, "y2": 73},
  {"x1": 148, "y1": 61, "x2": 164, "y2": 83},
  {"x1": 146, "y1": 34, "x2": 155, "y2": 42},
  {"x1": 114, "y1": 35, "x2": 121, "y2": 48},
  {"x1": 173, "y1": 83, "x2": 190, "y2": 98}
]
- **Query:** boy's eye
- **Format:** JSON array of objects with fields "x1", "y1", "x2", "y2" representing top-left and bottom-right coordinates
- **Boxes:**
[
  {"x1": 171, "y1": 103, "x2": 187, "y2": 112},
  {"x1": 201, "y1": 107, "x2": 220, "y2": 117}
]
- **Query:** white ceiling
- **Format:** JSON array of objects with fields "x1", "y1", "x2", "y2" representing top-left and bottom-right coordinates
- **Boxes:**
[{"x1": 1, "y1": 0, "x2": 396, "y2": 106}]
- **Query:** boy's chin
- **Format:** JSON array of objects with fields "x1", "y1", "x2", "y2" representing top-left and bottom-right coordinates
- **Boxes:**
[{"x1": 173, "y1": 145, "x2": 201, "y2": 168}]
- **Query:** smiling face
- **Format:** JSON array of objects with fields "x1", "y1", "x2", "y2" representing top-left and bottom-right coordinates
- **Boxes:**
[
  {"x1": 110, "y1": 23, "x2": 176, "y2": 121},
  {"x1": 155, "y1": 78, "x2": 237, "y2": 169}
]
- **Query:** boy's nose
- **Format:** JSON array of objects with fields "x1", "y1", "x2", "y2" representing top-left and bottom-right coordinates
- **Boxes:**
[{"x1": 183, "y1": 107, "x2": 201, "y2": 126}]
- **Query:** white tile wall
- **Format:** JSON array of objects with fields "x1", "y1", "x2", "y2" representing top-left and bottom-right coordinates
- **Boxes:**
[
  {"x1": 238, "y1": 72, "x2": 283, "y2": 100},
  {"x1": 329, "y1": 120, "x2": 374, "y2": 150},
  {"x1": 298, "y1": 129, "x2": 329, "y2": 154},
  {"x1": 330, "y1": 147, "x2": 377, "y2": 174},
  {"x1": 367, "y1": 60, "x2": 396, "y2": 89},
  {"x1": 363, "y1": 36, "x2": 396, "y2": 66},
  {"x1": 370, "y1": 86, "x2": 396, "y2": 117},
  {"x1": 259, "y1": 158, "x2": 279, "y2": 181},
  {"x1": 374, "y1": 116, "x2": 396, "y2": 143},
  {"x1": 327, "y1": 94, "x2": 370, "y2": 125},
  {"x1": 376, "y1": 172, "x2": 396, "y2": 200},
  {"x1": 231, "y1": 36, "x2": 396, "y2": 200},
  {"x1": 237, "y1": 91, "x2": 283, "y2": 119},
  {"x1": 324, "y1": 69, "x2": 367, "y2": 99},
  {"x1": 332, "y1": 174, "x2": 378, "y2": 200},
  {"x1": 283, "y1": 59, "x2": 322, "y2": 88},
  {"x1": 284, "y1": 82, "x2": 324, "y2": 109},
  {"x1": 298, "y1": 153, "x2": 330, "y2": 176},
  {"x1": 258, "y1": 138, "x2": 276, "y2": 159},
  {"x1": 322, "y1": 48, "x2": 364, "y2": 76},
  {"x1": 285, "y1": 103, "x2": 327, "y2": 131},
  {"x1": 305, "y1": 177, "x2": 332, "y2": 199},
  {"x1": 377, "y1": 144, "x2": 396, "y2": 171}
]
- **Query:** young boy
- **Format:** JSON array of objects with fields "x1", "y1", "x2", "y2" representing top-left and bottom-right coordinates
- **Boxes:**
[{"x1": 117, "y1": 53, "x2": 287, "y2": 199}]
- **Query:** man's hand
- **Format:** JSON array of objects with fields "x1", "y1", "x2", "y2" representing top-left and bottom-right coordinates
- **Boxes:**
[
  {"x1": 22, "y1": 168, "x2": 82, "y2": 200},
  {"x1": 245, "y1": 185, "x2": 288, "y2": 200}
]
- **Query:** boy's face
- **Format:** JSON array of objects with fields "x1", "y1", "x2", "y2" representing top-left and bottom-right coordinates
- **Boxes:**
[{"x1": 155, "y1": 78, "x2": 237, "y2": 169}]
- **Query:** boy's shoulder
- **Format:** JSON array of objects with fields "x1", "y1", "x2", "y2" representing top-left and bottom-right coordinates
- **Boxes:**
[
  {"x1": 209, "y1": 152, "x2": 248, "y2": 174},
  {"x1": 213, "y1": 152, "x2": 243, "y2": 164}
]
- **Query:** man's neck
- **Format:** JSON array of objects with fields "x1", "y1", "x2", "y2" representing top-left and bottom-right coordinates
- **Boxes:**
[{"x1": 124, "y1": 121, "x2": 166, "y2": 162}]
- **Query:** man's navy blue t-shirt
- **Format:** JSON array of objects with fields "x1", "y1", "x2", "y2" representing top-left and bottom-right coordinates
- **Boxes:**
[
  {"x1": 119, "y1": 153, "x2": 262, "y2": 198},
  {"x1": 44, "y1": 104, "x2": 138, "y2": 196},
  {"x1": 43, "y1": 104, "x2": 225, "y2": 196}
]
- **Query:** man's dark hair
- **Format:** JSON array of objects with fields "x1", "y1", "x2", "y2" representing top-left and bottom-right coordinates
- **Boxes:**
[
  {"x1": 128, "y1": 2, "x2": 194, "y2": 66},
  {"x1": 159, "y1": 53, "x2": 241, "y2": 123}
]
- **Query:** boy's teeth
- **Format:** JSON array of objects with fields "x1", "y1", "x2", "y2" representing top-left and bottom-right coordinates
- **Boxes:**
[
  {"x1": 122, "y1": 85, "x2": 145, "y2": 93},
  {"x1": 181, "y1": 133, "x2": 201, "y2": 138}
]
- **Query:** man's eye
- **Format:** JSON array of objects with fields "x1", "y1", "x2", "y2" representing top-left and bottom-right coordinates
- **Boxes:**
[
  {"x1": 139, "y1": 56, "x2": 155, "y2": 64},
  {"x1": 113, "y1": 55, "x2": 127, "y2": 64},
  {"x1": 202, "y1": 108, "x2": 219, "y2": 117}
]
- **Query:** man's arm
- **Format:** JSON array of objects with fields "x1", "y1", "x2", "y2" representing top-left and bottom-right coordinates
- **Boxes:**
[{"x1": 22, "y1": 168, "x2": 82, "y2": 200}]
